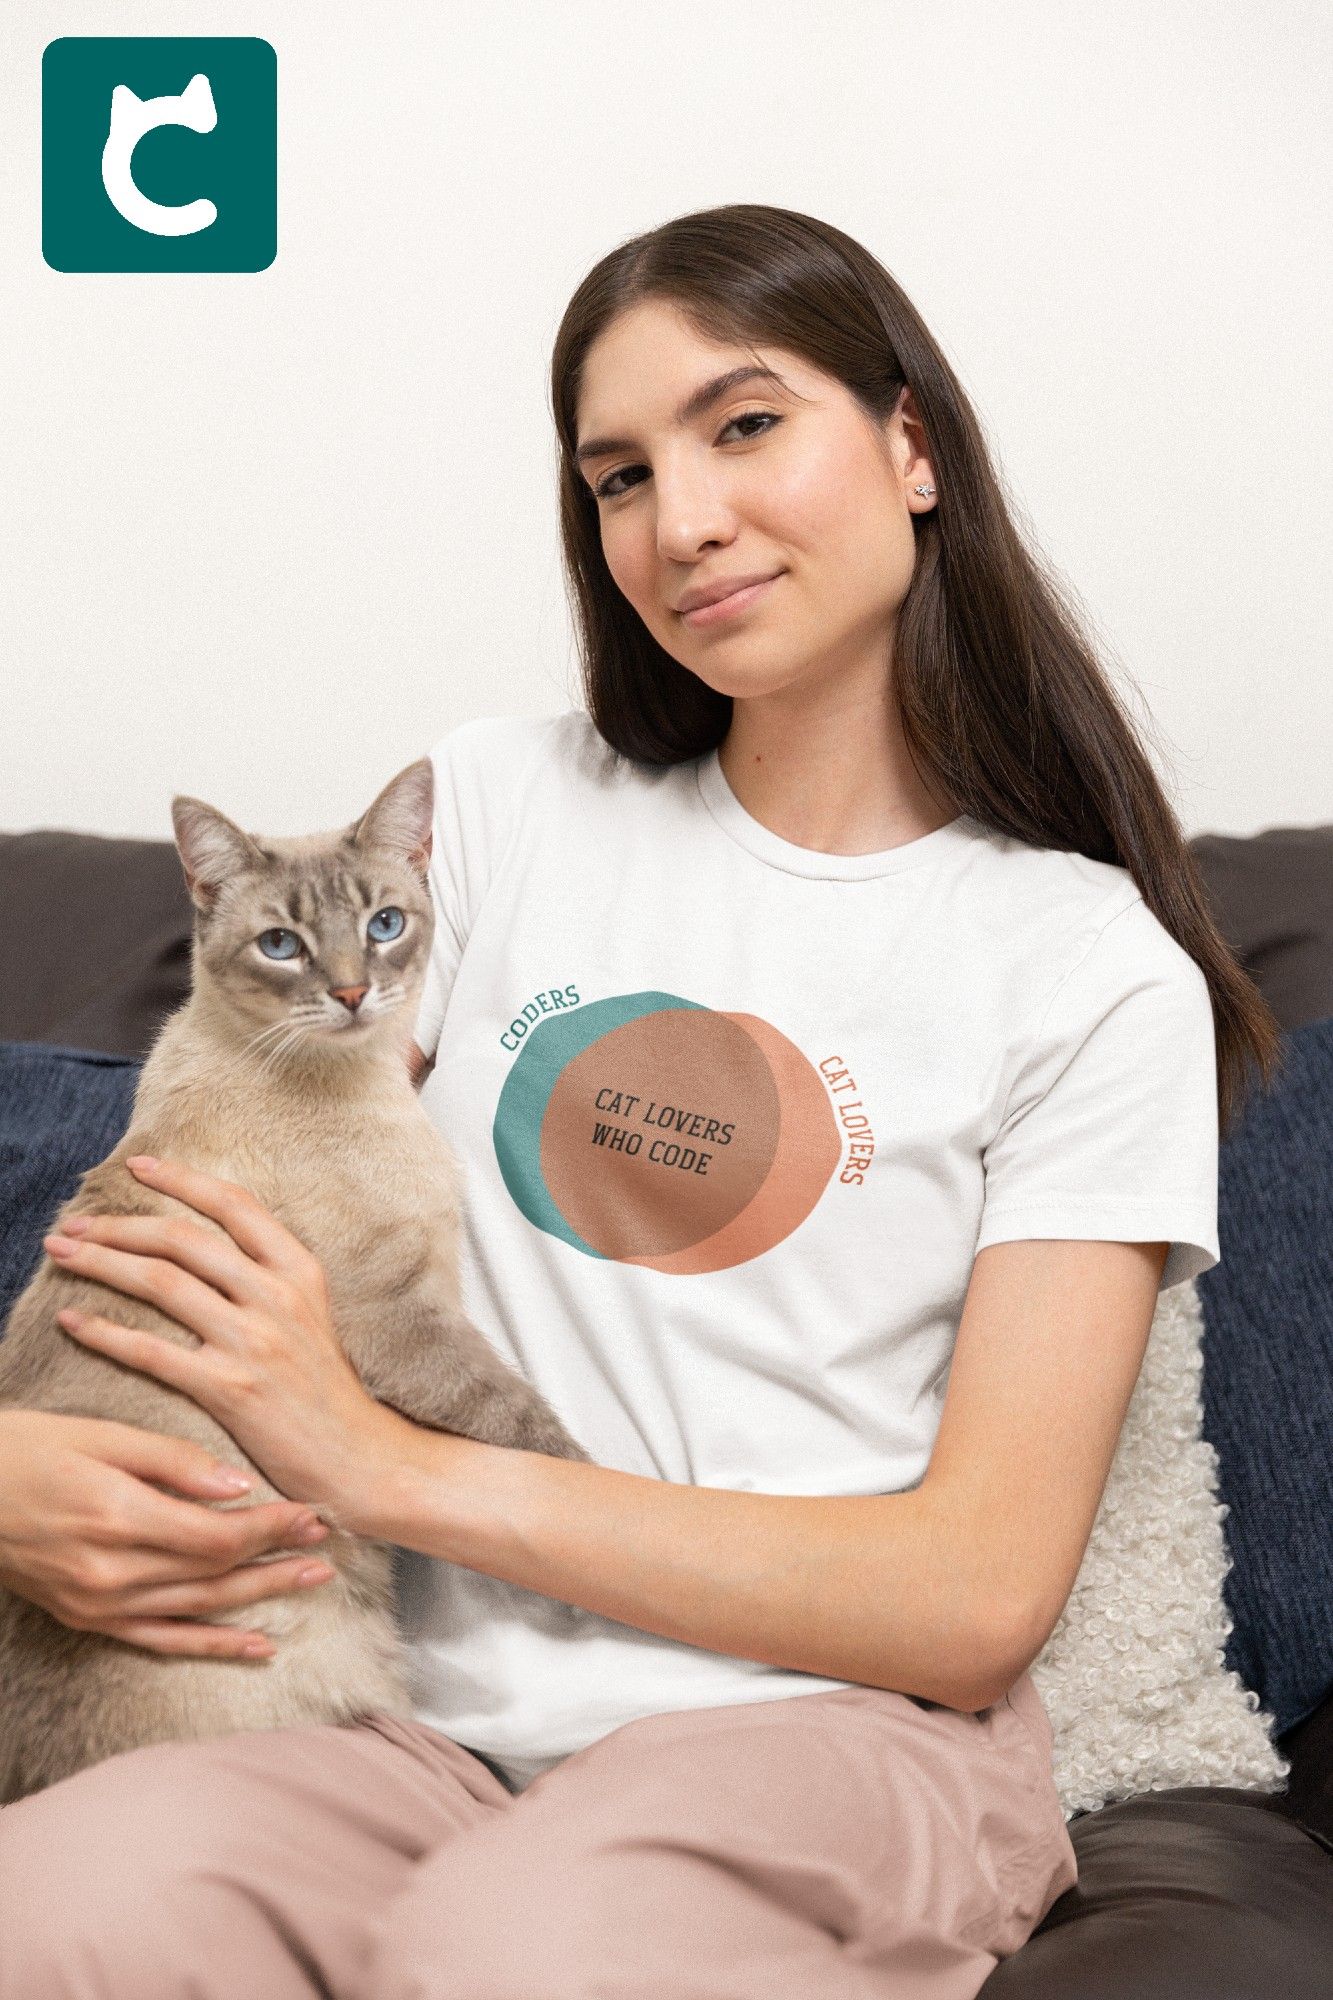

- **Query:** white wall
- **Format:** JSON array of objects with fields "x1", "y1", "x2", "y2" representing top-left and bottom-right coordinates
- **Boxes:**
[{"x1": 3, "y1": 1, "x2": 1329, "y2": 842}]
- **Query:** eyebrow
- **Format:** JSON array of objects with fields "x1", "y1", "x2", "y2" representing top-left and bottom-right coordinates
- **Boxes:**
[{"x1": 574, "y1": 364, "x2": 787, "y2": 467}]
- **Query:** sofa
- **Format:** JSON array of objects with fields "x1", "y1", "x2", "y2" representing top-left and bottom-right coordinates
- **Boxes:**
[{"x1": 1, "y1": 817, "x2": 1331, "y2": 1994}]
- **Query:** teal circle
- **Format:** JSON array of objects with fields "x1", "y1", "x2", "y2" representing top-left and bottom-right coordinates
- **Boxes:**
[{"x1": 493, "y1": 991, "x2": 705, "y2": 1258}]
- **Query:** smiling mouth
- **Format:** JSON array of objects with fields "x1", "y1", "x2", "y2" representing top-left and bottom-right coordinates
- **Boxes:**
[{"x1": 679, "y1": 574, "x2": 782, "y2": 627}]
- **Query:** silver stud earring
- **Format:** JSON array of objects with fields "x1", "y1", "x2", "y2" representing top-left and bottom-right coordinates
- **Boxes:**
[{"x1": 914, "y1": 484, "x2": 935, "y2": 498}]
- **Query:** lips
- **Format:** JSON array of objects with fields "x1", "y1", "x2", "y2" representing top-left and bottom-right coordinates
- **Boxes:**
[
  {"x1": 675, "y1": 570, "x2": 783, "y2": 615},
  {"x1": 677, "y1": 573, "x2": 783, "y2": 627}
]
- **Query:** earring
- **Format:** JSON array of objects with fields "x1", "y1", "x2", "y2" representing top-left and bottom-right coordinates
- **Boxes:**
[{"x1": 914, "y1": 484, "x2": 935, "y2": 498}]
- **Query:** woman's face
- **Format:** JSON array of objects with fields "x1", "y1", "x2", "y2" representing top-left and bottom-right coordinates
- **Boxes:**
[{"x1": 573, "y1": 298, "x2": 937, "y2": 704}]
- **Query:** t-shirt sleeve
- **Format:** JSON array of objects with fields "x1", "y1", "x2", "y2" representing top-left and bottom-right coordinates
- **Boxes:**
[
  {"x1": 410, "y1": 714, "x2": 559, "y2": 1063},
  {"x1": 975, "y1": 895, "x2": 1220, "y2": 1291}
]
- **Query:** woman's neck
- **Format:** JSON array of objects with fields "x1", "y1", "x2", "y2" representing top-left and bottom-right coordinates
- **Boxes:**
[{"x1": 717, "y1": 686, "x2": 956, "y2": 857}]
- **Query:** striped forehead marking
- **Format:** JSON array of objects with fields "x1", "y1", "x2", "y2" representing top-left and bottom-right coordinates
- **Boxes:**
[{"x1": 256, "y1": 863, "x2": 399, "y2": 932}]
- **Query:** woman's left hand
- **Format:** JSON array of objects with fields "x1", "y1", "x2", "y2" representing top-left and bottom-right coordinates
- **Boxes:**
[{"x1": 44, "y1": 1154, "x2": 411, "y2": 1522}]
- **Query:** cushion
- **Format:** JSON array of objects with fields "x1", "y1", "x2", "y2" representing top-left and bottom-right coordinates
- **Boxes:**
[
  {"x1": 1189, "y1": 824, "x2": 1333, "y2": 1032},
  {"x1": 0, "y1": 1042, "x2": 140, "y2": 1320},
  {"x1": 1277, "y1": 1688, "x2": 1333, "y2": 1849},
  {"x1": 1030, "y1": 1014, "x2": 1333, "y2": 1817},
  {"x1": 0, "y1": 831, "x2": 193, "y2": 1060},
  {"x1": 1031, "y1": 1277, "x2": 1291, "y2": 1818},
  {"x1": 980, "y1": 1793, "x2": 1333, "y2": 1996},
  {"x1": 1197, "y1": 1013, "x2": 1333, "y2": 1736}
]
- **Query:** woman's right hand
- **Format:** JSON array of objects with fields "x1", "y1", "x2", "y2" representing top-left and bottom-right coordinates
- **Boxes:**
[{"x1": 0, "y1": 1407, "x2": 337, "y2": 1659}]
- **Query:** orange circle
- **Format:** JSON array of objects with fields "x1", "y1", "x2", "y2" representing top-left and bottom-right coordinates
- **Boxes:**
[{"x1": 542, "y1": 1009, "x2": 779, "y2": 1260}]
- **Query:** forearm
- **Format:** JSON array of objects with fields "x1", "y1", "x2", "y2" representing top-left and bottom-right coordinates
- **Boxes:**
[{"x1": 345, "y1": 1416, "x2": 1010, "y2": 1710}]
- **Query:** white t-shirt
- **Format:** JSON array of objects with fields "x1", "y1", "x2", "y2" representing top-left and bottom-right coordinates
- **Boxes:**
[{"x1": 398, "y1": 707, "x2": 1219, "y2": 1790}]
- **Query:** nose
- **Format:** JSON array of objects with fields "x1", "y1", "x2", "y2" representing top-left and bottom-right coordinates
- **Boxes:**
[
  {"x1": 653, "y1": 459, "x2": 737, "y2": 566},
  {"x1": 329, "y1": 984, "x2": 369, "y2": 1013}
]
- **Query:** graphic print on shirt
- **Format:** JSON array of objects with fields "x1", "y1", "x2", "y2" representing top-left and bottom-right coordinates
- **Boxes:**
[{"x1": 493, "y1": 991, "x2": 842, "y2": 1272}]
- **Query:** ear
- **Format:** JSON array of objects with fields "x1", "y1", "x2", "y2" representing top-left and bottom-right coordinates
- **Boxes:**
[
  {"x1": 348, "y1": 757, "x2": 434, "y2": 882},
  {"x1": 171, "y1": 796, "x2": 268, "y2": 914}
]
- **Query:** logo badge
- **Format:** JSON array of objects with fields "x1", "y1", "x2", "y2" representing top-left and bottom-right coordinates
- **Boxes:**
[{"x1": 43, "y1": 38, "x2": 276, "y2": 272}]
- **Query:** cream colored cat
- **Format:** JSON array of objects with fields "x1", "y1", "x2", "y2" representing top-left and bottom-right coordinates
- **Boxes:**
[{"x1": 0, "y1": 756, "x2": 589, "y2": 1803}]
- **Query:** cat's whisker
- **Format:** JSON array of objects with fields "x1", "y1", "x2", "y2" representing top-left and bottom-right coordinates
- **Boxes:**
[
  {"x1": 254, "y1": 1022, "x2": 314, "y2": 1082},
  {"x1": 251, "y1": 1034, "x2": 291, "y2": 1082},
  {"x1": 254, "y1": 1038, "x2": 302, "y2": 1084},
  {"x1": 236, "y1": 1018, "x2": 322, "y2": 1073},
  {"x1": 238, "y1": 1015, "x2": 315, "y2": 1059},
  {"x1": 242, "y1": 1007, "x2": 321, "y2": 1044},
  {"x1": 262, "y1": 1018, "x2": 319, "y2": 1067},
  {"x1": 192, "y1": 1016, "x2": 319, "y2": 1092}
]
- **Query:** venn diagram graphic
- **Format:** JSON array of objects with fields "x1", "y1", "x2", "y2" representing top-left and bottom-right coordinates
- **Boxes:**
[{"x1": 493, "y1": 991, "x2": 842, "y2": 1272}]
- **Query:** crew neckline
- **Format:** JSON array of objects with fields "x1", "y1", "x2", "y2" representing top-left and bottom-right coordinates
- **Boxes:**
[{"x1": 694, "y1": 747, "x2": 980, "y2": 880}]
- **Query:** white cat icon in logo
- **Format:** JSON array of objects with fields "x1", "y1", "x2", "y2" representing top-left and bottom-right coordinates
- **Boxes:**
[{"x1": 101, "y1": 70, "x2": 218, "y2": 237}]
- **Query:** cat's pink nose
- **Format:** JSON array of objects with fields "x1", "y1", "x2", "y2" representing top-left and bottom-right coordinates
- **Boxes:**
[{"x1": 329, "y1": 985, "x2": 369, "y2": 1012}]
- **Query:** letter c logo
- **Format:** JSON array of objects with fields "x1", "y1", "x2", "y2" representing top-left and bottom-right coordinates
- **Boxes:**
[{"x1": 101, "y1": 70, "x2": 218, "y2": 236}]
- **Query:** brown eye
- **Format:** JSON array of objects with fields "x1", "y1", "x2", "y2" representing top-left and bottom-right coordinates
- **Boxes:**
[{"x1": 592, "y1": 410, "x2": 781, "y2": 502}]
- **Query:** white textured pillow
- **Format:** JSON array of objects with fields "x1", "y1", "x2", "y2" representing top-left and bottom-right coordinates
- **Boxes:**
[{"x1": 1030, "y1": 1278, "x2": 1292, "y2": 1819}]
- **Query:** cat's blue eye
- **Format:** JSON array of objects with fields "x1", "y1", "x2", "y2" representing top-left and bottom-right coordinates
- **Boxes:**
[
  {"x1": 257, "y1": 928, "x2": 302, "y2": 961},
  {"x1": 368, "y1": 907, "x2": 406, "y2": 943}
]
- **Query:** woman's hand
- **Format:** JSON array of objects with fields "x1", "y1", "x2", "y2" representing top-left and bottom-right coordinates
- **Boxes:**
[
  {"x1": 0, "y1": 1406, "x2": 337, "y2": 1659},
  {"x1": 43, "y1": 1154, "x2": 409, "y2": 1523}
]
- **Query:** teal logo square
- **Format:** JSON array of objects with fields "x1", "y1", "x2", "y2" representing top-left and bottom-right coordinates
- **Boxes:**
[{"x1": 43, "y1": 37, "x2": 277, "y2": 272}]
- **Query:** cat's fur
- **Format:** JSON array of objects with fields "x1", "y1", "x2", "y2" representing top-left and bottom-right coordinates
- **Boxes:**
[{"x1": 0, "y1": 756, "x2": 589, "y2": 1804}]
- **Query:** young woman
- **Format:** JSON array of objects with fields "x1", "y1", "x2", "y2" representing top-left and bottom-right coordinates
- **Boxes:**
[{"x1": 0, "y1": 204, "x2": 1279, "y2": 1999}]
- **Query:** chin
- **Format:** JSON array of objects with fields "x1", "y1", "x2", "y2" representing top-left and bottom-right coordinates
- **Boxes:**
[
  {"x1": 688, "y1": 659, "x2": 809, "y2": 702},
  {"x1": 324, "y1": 1017, "x2": 374, "y2": 1043}
]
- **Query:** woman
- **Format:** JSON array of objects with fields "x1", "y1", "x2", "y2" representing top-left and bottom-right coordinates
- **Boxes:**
[{"x1": 0, "y1": 204, "x2": 1279, "y2": 1998}]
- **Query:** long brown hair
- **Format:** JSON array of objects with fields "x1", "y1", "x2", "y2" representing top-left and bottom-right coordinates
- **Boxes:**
[{"x1": 549, "y1": 202, "x2": 1280, "y2": 1135}]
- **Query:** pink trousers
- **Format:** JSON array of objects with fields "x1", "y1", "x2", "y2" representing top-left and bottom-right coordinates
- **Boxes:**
[{"x1": 0, "y1": 1668, "x2": 1077, "y2": 2000}]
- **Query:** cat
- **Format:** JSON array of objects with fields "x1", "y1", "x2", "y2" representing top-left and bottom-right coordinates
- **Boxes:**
[{"x1": 0, "y1": 755, "x2": 590, "y2": 1804}]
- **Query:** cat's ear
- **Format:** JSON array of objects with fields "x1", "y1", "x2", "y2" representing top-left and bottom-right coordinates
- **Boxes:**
[
  {"x1": 348, "y1": 758, "x2": 434, "y2": 882},
  {"x1": 171, "y1": 796, "x2": 268, "y2": 913}
]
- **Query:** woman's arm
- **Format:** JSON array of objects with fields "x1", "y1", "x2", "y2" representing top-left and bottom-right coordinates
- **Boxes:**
[
  {"x1": 346, "y1": 1234, "x2": 1169, "y2": 1712},
  {"x1": 50, "y1": 1151, "x2": 1164, "y2": 1710}
]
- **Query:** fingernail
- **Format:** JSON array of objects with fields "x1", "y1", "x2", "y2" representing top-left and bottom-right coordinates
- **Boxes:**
[
  {"x1": 61, "y1": 1217, "x2": 90, "y2": 1235},
  {"x1": 295, "y1": 1520, "x2": 329, "y2": 1544},
  {"x1": 44, "y1": 1235, "x2": 75, "y2": 1256},
  {"x1": 205, "y1": 1469, "x2": 253, "y2": 1494},
  {"x1": 296, "y1": 1563, "x2": 335, "y2": 1586},
  {"x1": 241, "y1": 1636, "x2": 275, "y2": 1657},
  {"x1": 127, "y1": 1155, "x2": 159, "y2": 1170}
]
